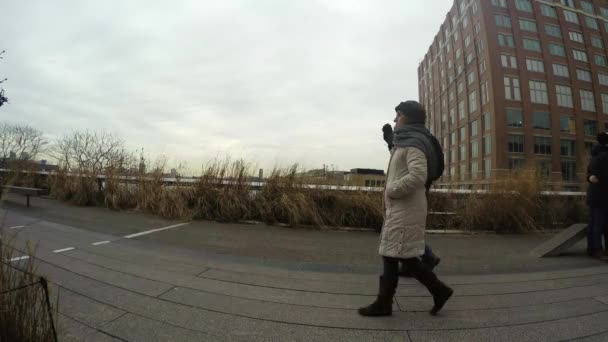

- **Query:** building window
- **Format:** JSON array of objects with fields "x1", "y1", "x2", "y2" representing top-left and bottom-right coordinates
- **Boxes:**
[
  {"x1": 470, "y1": 120, "x2": 478, "y2": 137},
  {"x1": 483, "y1": 136, "x2": 492, "y2": 155},
  {"x1": 529, "y1": 81, "x2": 548, "y2": 104},
  {"x1": 458, "y1": 100, "x2": 465, "y2": 119},
  {"x1": 498, "y1": 34, "x2": 515, "y2": 47},
  {"x1": 585, "y1": 17, "x2": 599, "y2": 30},
  {"x1": 553, "y1": 63, "x2": 570, "y2": 78},
  {"x1": 569, "y1": 31, "x2": 584, "y2": 43},
  {"x1": 479, "y1": 59, "x2": 487, "y2": 74},
  {"x1": 540, "y1": 4, "x2": 557, "y2": 18},
  {"x1": 465, "y1": 35, "x2": 471, "y2": 48},
  {"x1": 519, "y1": 19, "x2": 537, "y2": 32},
  {"x1": 545, "y1": 24, "x2": 562, "y2": 38},
  {"x1": 581, "y1": 1, "x2": 595, "y2": 14},
  {"x1": 454, "y1": 30, "x2": 459, "y2": 43},
  {"x1": 450, "y1": 131, "x2": 456, "y2": 145},
  {"x1": 515, "y1": 0, "x2": 532, "y2": 12},
  {"x1": 467, "y1": 71, "x2": 475, "y2": 85},
  {"x1": 459, "y1": 126, "x2": 466, "y2": 142},
  {"x1": 576, "y1": 69, "x2": 592, "y2": 82},
  {"x1": 484, "y1": 158, "x2": 491, "y2": 178},
  {"x1": 509, "y1": 158, "x2": 525, "y2": 170},
  {"x1": 532, "y1": 111, "x2": 551, "y2": 130},
  {"x1": 450, "y1": 108, "x2": 455, "y2": 124},
  {"x1": 602, "y1": 7, "x2": 608, "y2": 19},
  {"x1": 504, "y1": 76, "x2": 521, "y2": 101},
  {"x1": 580, "y1": 90, "x2": 596, "y2": 112},
  {"x1": 564, "y1": 10, "x2": 579, "y2": 24},
  {"x1": 469, "y1": 91, "x2": 477, "y2": 114},
  {"x1": 523, "y1": 38, "x2": 541, "y2": 52},
  {"x1": 586, "y1": 141, "x2": 594, "y2": 155},
  {"x1": 573, "y1": 49, "x2": 588, "y2": 62},
  {"x1": 584, "y1": 119, "x2": 598, "y2": 136},
  {"x1": 507, "y1": 108, "x2": 523, "y2": 127},
  {"x1": 460, "y1": 163, "x2": 468, "y2": 181},
  {"x1": 474, "y1": 22, "x2": 481, "y2": 34},
  {"x1": 508, "y1": 135, "x2": 524, "y2": 153},
  {"x1": 599, "y1": 73, "x2": 608, "y2": 85},
  {"x1": 466, "y1": 53, "x2": 473, "y2": 65},
  {"x1": 471, "y1": 141, "x2": 479, "y2": 158},
  {"x1": 534, "y1": 136, "x2": 552, "y2": 155},
  {"x1": 460, "y1": 144, "x2": 467, "y2": 161},
  {"x1": 492, "y1": 0, "x2": 507, "y2": 8},
  {"x1": 458, "y1": 81, "x2": 464, "y2": 94},
  {"x1": 549, "y1": 44, "x2": 566, "y2": 57},
  {"x1": 595, "y1": 54, "x2": 607, "y2": 67},
  {"x1": 560, "y1": 139, "x2": 576, "y2": 157},
  {"x1": 556, "y1": 85, "x2": 573, "y2": 108},
  {"x1": 526, "y1": 59, "x2": 545, "y2": 73},
  {"x1": 483, "y1": 112, "x2": 491, "y2": 130},
  {"x1": 456, "y1": 48, "x2": 461, "y2": 59},
  {"x1": 501, "y1": 54, "x2": 517, "y2": 68},
  {"x1": 471, "y1": 160, "x2": 479, "y2": 180},
  {"x1": 561, "y1": 161, "x2": 577, "y2": 181},
  {"x1": 481, "y1": 82, "x2": 489, "y2": 105},
  {"x1": 561, "y1": 0, "x2": 575, "y2": 8},
  {"x1": 602, "y1": 93, "x2": 608, "y2": 114},
  {"x1": 559, "y1": 115, "x2": 576, "y2": 133},
  {"x1": 591, "y1": 36, "x2": 604, "y2": 49},
  {"x1": 537, "y1": 160, "x2": 552, "y2": 178}
]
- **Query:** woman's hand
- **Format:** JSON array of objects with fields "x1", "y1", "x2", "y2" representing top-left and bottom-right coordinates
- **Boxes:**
[{"x1": 589, "y1": 175, "x2": 599, "y2": 184}]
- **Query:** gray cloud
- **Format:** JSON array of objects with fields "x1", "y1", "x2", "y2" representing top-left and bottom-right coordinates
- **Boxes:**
[{"x1": 1, "y1": 0, "x2": 451, "y2": 173}]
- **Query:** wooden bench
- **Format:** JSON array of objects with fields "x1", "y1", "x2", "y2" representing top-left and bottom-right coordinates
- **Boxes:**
[{"x1": 2, "y1": 185, "x2": 45, "y2": 207}]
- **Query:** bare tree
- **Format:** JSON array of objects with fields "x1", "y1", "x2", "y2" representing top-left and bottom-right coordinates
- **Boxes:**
[
  {"x1": 52, "y1": 130, "x2": 130, "y2": 173},
  {"x1": 0, "y1": 123, "x2": 48, "y2": 162},
  {"x1": 0, "y1": 50, "x2": 8, "y2": 107}
]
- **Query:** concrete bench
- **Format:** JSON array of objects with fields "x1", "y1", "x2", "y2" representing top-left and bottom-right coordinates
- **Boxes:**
[{"x1": 2, "y1": 185, "x2": 45, "y2": 208}]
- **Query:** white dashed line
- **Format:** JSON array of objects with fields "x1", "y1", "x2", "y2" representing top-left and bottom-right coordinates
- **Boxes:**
[
  {"x1": 53, "y1": 247, "x2": 76, "y2": 253},
  {"x1": 9, "y1": 256, "x2": 30, "y2": 262},
  {"x1": 92, "y1": 241, "x2": 110, "y2": 246},
  {"x1": 9, "y1": 226, "x2": 25, "y2": 229},
  {"x1": 124, "y1": 222, "x2": 190, "y2": 239}
]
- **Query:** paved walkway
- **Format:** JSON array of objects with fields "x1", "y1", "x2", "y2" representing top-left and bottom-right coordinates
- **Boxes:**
[{"x1": 2, "y1": 195, "x2": 608, "y2": 341}]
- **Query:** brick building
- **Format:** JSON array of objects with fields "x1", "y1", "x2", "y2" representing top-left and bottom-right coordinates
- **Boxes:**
[{"x1": 419, "y1": 0, "x2": 608, "y2": 189}]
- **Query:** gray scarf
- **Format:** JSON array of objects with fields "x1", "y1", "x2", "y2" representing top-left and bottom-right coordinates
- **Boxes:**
[{"x1": 392, "y1": 123, "x2": 439, "y2": 188}]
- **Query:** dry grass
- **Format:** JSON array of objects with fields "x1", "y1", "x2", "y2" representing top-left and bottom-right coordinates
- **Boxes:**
[{"x1": 37, "y1": 160, "x2": 588, "y2": 233}]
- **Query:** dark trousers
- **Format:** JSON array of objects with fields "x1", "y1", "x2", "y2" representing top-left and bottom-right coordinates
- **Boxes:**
[
  {"x1": 383, "y1": 256, "x2": 442, "y2": 293},
  {"x1": 588, "y1": 208, "x2": 608, "y2": 254}
]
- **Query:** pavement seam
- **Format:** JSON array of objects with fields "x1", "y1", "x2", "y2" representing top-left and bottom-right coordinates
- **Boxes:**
[
  {"x1": 58, "y1": 312, "x2": 130, "y2": 342},
  {"x1": 31, "y1": 246, "x2": 608, "y2": 312},
  {"x1": 558, "y1": 329, "x2": 608, "y2": 341},
  {"x1": 156, "y1": 286, "x2": 177, "y2": 298},
  {"x1": 21, "y1": 249, "x2": 608, "y2": 333},
  {"x1": 8, "y1": 243, "x2": 608, "y2": 334},
  {"x1": 197, "y1": 268, "x2": 210, "y2": 277},
  {"x1": 55, "y1": 285, "x2": 235, "y2": 341}
]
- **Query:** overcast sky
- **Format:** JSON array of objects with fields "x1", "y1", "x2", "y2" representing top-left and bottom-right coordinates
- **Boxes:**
[{"x1": 1, "y1": 0, "x2": 451, "y2": 174}]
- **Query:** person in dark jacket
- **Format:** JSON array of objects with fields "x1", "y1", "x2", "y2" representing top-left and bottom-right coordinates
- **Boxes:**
[
  {"x1": 586, "y1": 132, "x2": 608, "y2": 260},
  {"x1": 383, "y1": 123, "x2": 441, "y2": 276}
]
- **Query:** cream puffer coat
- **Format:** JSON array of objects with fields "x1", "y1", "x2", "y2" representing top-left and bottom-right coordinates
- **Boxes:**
[{"x1": 378, "y1": 146, "x2": 428, "y2": 259}]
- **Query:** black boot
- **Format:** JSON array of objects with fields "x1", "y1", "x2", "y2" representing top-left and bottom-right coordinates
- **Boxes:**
[
  {"x1": 358, "y1": 276, "x2": 397, "y2": 317},
  {"x1": 408, "y1": 262, "x2": 453, "y2": 315}
]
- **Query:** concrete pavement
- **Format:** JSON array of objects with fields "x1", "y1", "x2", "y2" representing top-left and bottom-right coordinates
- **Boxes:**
[{"x1": 2, "y1": 194, "x2": 608, "y2": 341}]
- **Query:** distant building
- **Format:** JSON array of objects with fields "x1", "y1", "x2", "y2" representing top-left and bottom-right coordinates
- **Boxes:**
[
  {"x1": 419, "y1": 0, "x2": 608, "y2": 189},
  {"x1": 345, "y1": 168, "x2": 386, "y2": 187}
]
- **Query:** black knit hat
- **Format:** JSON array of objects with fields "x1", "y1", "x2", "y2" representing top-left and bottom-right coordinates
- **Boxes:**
[{"x1": 395, "y1": 101, "x2": 426, "y2": 124}]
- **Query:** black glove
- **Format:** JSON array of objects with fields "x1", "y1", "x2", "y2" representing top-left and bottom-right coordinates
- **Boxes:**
[{"x1": 382, "y1": 124, "x2": 394, "y2": 150}]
